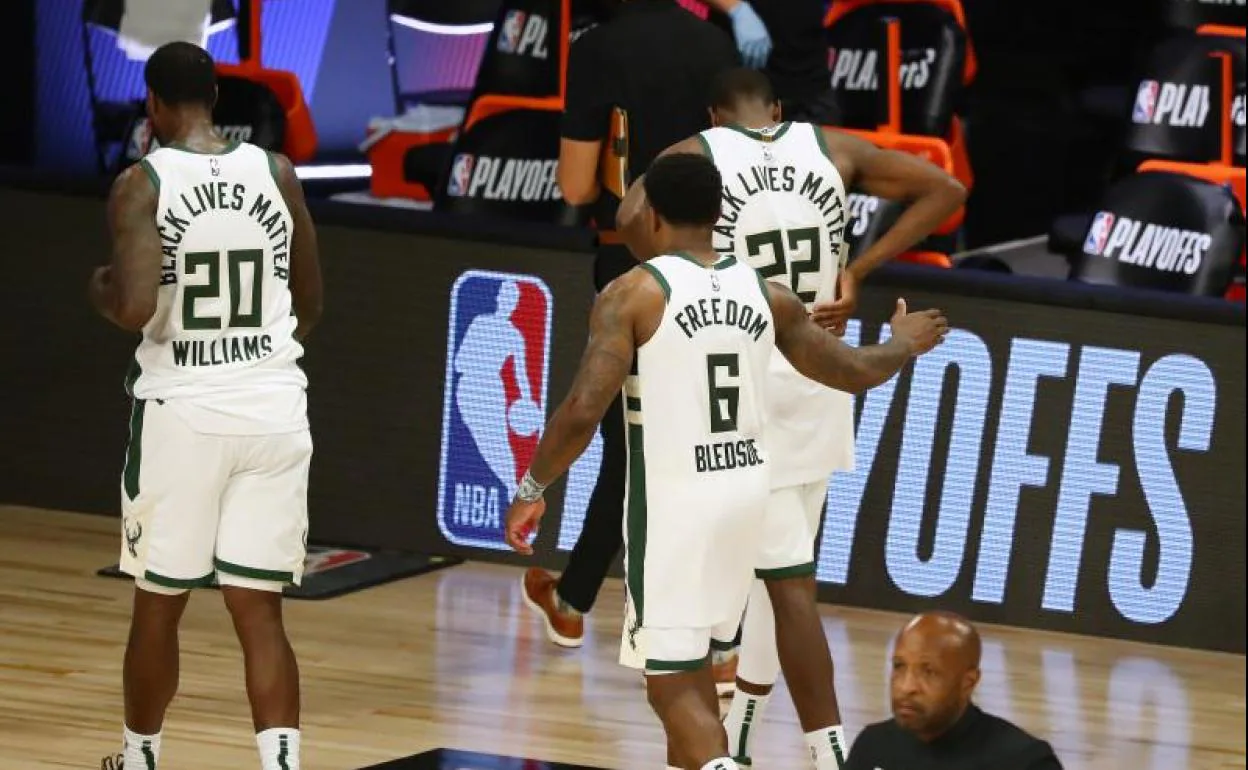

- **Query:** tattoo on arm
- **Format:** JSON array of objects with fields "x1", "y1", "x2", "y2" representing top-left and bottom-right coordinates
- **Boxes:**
[
  {"x1": 528, "y1": 281, "x2": 637, "y2": 485},
  {"x1": 96, "y1": 164, "x2": 161, "y2": 331},
  {"x1": 769, "y1": 283, "x2": 910, "y2": 393}
]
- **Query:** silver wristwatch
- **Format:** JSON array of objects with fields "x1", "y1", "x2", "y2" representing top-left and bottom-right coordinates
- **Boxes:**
[{"x1": 515, "y1": 470, "x2": 547, "y2": 503}]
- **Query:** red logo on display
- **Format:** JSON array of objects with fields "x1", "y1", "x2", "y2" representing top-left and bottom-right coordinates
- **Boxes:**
[{"x1": 303, "y1": 548, "x2": 370, "y2": 576}]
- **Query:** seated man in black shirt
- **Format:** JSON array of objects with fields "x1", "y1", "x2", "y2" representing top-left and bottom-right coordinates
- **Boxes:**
[{"x1": 847, "y1": 612, "x2": 1064, "y2": 770}]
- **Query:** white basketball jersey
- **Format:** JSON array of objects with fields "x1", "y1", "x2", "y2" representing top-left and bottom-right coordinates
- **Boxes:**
[
  {"x1": 624, "y1": 253, "x2": 775, "y2": 627},
  {"x1": 700, "y1": 122, "x2": 856, "y2": 486},
  {"x1": 129, "y1": 142, "x2": 307, "y2": 435},
  {"x1": 629, "y1": 254, "x2": 775, "y2": 467}
]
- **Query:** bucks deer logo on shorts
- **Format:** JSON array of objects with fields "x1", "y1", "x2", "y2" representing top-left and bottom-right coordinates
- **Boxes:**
[
  {"x1": 123, "y1": 517, "x2": 143, "y2": 558},
  {"x1": 437, "y1": 270, "x2": 552, "y2": 549}
]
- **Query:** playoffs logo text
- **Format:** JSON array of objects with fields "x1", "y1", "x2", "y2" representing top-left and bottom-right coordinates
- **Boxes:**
[
  {"x1": 437, "y1": 270, "x2": 553, "y2": 549},
  {"x1": 444, "y1": 152, "x2": 562, "y2": 203},
  {"x1": 497, "y1": 10, "x2": 550, "y2": 59},
  {"x1": 1131, "y1": 80, "x2": 1211, "y2": 128},
  {"x1": 1083, "y1": 211, "x2": 1213, "y2": 275}
]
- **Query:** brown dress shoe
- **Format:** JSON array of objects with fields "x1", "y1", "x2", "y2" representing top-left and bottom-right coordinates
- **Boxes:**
[{"x1": 521, "y1": 568, "x2": 584, "y2": 648}]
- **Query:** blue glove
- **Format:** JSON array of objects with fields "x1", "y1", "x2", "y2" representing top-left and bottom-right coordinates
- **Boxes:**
[{"x1": 728, "y1": 1, "x2": 772, "y2": 70}]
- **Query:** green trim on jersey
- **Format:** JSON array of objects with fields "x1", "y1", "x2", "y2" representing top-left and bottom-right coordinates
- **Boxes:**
[
  {"x1": 165, "y1": 140, "x2": 241, "y2": 155},
  {"x1": 122, "y1": 399, "x2": 146, "y2": 502},
  {"x1": 812, "y1": 123, "x2": 834, "y2": 162},
  {"x1": 725, "y1": 121, "x2": 791, "y2": 143},
  {"x1": 639, "y1": 262, "x2": 671, "y2": 302},
  {"x1": 625, "y1": 421, "x2": 648, "y2": 629},
  {"x1": 138, "y1": 159, "x2": 160, "y2": 196},
  {"x1": 626, "y1": 395, "x2": 643, "y2": 412},
  {"x1": 265, "y1": 150, "x2": 281, "y2": 185},
  {"x1": 672, "y1": 251, "x2": 737, "y2": 270},
  {"x1": 695, "y1": 132, "x2": 714, "y2": 162},
  {"x1": 752, "y1": 267, "x2": 771, "y2": 306},
  {"x1": 214, "y1": 557, "x2": 294, "y2": 583}
]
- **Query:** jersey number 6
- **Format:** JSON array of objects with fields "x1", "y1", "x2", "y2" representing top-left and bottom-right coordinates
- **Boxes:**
[
  {"x1": 183, "y1": 249, "x2": 264, "y2": 331},
  {"x1": 707, "y1": 353, "x2": 740, "y2": 433}
]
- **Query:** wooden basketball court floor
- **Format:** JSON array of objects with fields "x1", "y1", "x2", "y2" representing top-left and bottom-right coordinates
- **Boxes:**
[{"x1": 1, "y1": 505, "x2": 1244, "y2": 770}]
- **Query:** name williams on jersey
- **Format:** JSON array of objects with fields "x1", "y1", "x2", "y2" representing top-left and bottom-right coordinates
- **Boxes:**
[{"x1": 155, "y1": 178, "x2": 292, "y2": 368}]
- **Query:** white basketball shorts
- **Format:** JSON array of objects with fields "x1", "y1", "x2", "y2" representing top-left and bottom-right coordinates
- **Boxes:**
[
  {"x1": 118, "y1": 399, "x2": 312, "y2": 593},
  {"x1": 755, "y1": 479, "x2": 828, "y2": 578}
]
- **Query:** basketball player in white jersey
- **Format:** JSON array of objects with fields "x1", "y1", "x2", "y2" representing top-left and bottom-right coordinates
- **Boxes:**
[
  {"x1": 88, "y1": 42, "x2": 322, "y2": 770},
  {"x1": 503, "y1": 153, "x2": 947, "y2": 770},
  {"x1": 627, "y1": 68, "x2": 967, "y2": 769}
]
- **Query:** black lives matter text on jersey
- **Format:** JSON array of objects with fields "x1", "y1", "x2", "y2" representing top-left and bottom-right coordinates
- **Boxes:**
[
  {"x1": 155, "y1": 175, "x2": 294, "y2": 369},
  {"x1": 694, "y1": 438, "x2": 764, "y2": 473},
  {"x1": 156, "y1": 179, "x2": 293, "y2": 288},
  {"x1": 712, "y1": 163, "x2": 847, "y2": 258}
]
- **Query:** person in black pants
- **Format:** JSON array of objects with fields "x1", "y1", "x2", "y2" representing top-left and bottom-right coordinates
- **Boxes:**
[{"x1": 521, "y1": 0, "x2": 739, "y2": 689}]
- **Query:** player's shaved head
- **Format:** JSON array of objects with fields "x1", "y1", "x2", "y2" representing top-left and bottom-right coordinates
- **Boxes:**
[
  {"x1": 708, "y1": 68, "x2": 781, "y2": 128},
  {"x1": 890, "y1": 611, "x2": 982, "y2": 742}
]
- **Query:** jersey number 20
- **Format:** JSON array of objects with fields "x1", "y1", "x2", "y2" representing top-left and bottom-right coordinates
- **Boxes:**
[
  {"x1": 746, "y1": 226, "x2": 821, "y2": 303},
  {"x1": 183, "y1": 249, "x2": 264, "y2": 330}
]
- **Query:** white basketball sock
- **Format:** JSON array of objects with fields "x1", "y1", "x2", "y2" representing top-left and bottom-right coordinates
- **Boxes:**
[
  {"x1": 123, "y1": 725, "x2": 161, "y2": 770},
  {"x1": 700, "y1": 759, "x2": 739, "y2": 770},
  {"x1": 723, "y1": 690, "x2": 770, "y2": 763},
  {"x1": 737, "y1": 580, "x2": 780, "y2": 685},
  {"x1": 805, "y1": 725, "x2": 848, "y2": 770},
  {"x1": 256, "y1": 727, "x2": 300, "y2": 770}
]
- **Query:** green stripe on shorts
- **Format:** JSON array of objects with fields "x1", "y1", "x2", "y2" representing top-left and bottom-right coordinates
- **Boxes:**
[
  {"x1": 626, "y1": 422, "x2": 648, "y2": 626},
  {"x1": 755, "y1": 562, "x2": 816, "y2": 580},
  {"x1": 122, "y1": 399, "x2": 147, "y2": 502},
  {"x1": 645, "y1": 655, "x2": 709, "y2": 672},
  {"x1": 214, "y1": 558, "x2": 294, "y2": 583},
  {"x1": 143, "y1": 570, "x2": 215, "y2": 589}
]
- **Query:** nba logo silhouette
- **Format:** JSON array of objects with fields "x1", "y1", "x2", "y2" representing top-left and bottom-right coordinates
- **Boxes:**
[
  {"x1": 1084, "y1": 212, "x2": 1115, "y2": 255},
  {"x1": 498, "y1": 10, "x2": 527, "y2": 54},
  {"x1": 1133, "y1": 80, "x2": 1159, "y2": 124},
  {"x1": 447, "y1": 154, "x2": 475, "y2": 198},
  {"x1": 437, "y1": 270, "x2": 553, "y2": 549}
]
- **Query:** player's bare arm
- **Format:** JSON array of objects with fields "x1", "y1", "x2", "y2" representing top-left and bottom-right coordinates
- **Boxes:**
[
  {"x1": 815, "y1": 128, "x2": 967, "y2": 327},
  {"x1": 504, "y1": 269, "x2": 664, "y2": 554},
  {"x1": 768, "y1": 280, "x2": 948, "y2": 393},
  {"x1": 272, "y1": 153, "x2": 323, "y2": 341},
  {"x1": 90, "y1": 164, "x2": 162, "y2": 332}
]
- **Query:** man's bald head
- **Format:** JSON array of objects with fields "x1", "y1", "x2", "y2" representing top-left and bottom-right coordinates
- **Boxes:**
[
  {"x1": 897, "y1": 611, "x2": 982, "y2": 671},
  {"x1": 890, "y1": 612, "x2": 983, "y2": 742}
]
